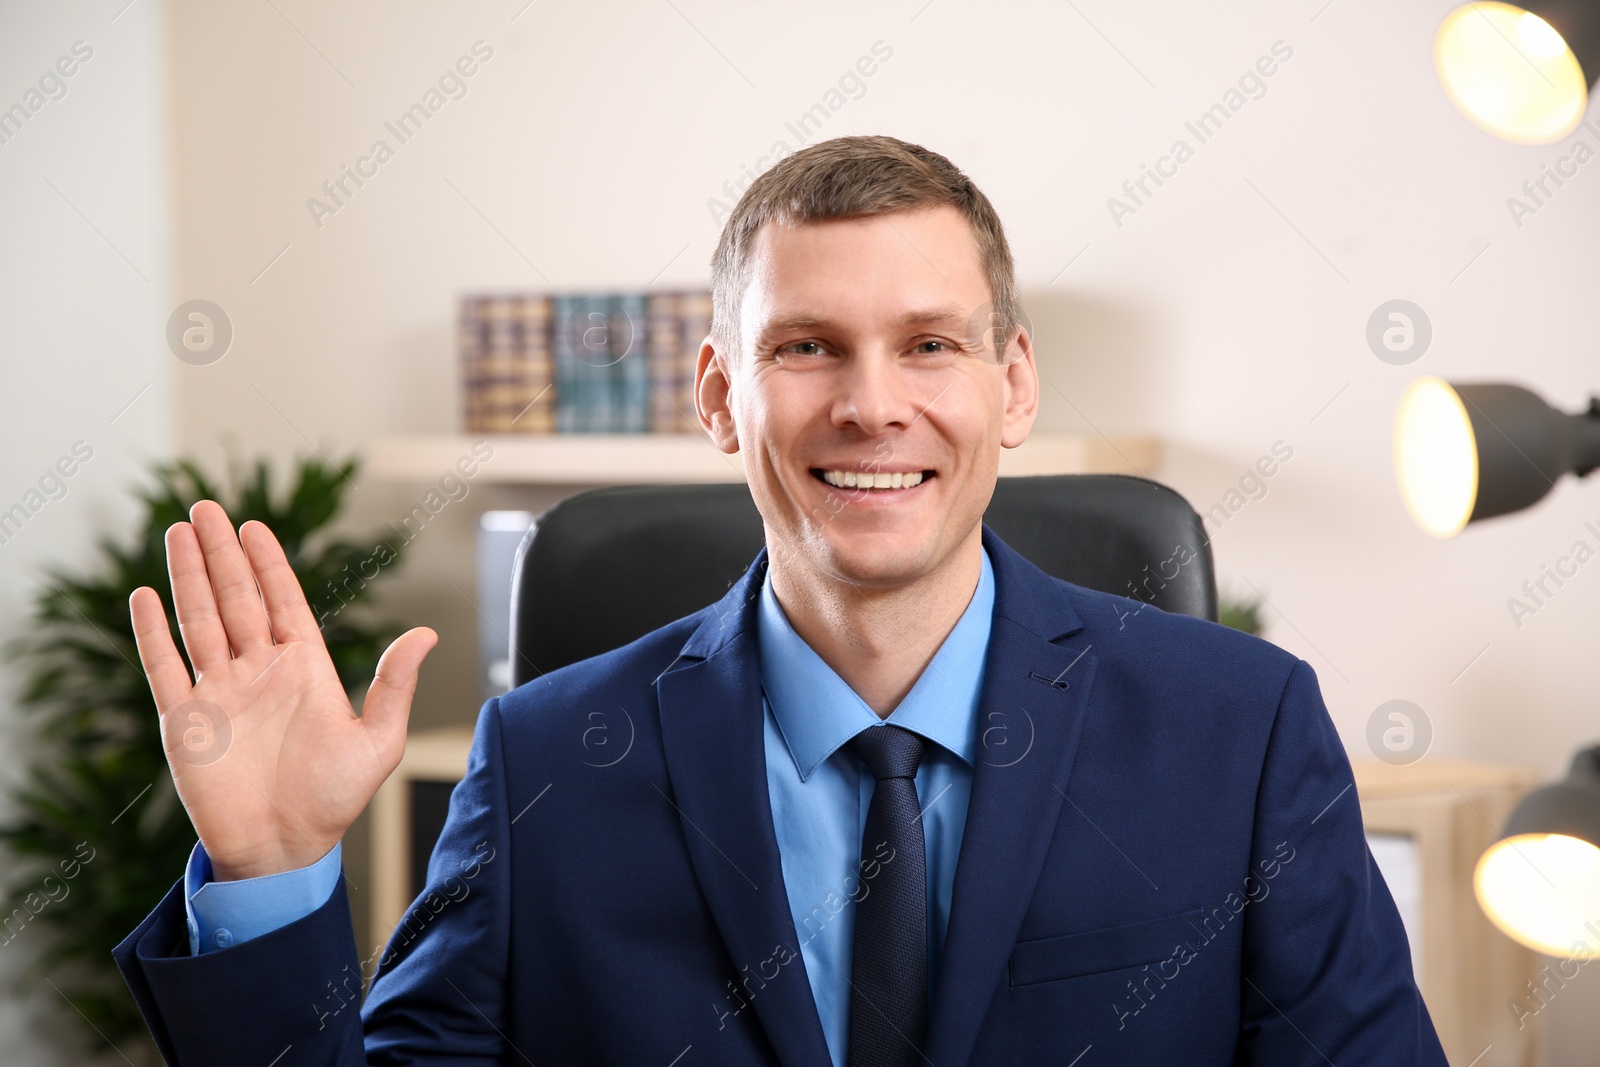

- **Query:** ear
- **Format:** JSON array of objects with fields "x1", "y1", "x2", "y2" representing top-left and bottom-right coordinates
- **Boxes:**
[
  {"x1": 696, "y1": 336, "x2": 740, "y2": 455},
  {"x1": 999, "y1": 326, "x2": 1040, "y2": 449}
]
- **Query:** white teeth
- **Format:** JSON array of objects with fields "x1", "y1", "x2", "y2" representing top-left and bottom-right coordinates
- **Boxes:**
[{"x1": 819, "y1": 469, "x2": 925, "y2": 490}]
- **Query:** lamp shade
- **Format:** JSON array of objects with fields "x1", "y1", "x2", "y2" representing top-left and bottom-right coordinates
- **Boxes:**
[
  {"x1": 1435, "y1": 1, "x2": 1598, "y2": 144},
  {"x1": 1394, "y1": 377, "x2": 1600, "y2": 538},
  {"x1": 1476, "y1": 747, "x2": 1600, "y2": 957}
]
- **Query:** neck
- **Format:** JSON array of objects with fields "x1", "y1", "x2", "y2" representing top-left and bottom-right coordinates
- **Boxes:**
[{"x1": 768, "y1": 527, "x2": 984, "y2": 718}]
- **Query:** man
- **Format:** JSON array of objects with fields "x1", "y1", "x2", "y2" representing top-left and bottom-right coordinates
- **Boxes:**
[{"x1": 116, "y1": 135, "x2": 1446, "y2": 1065}]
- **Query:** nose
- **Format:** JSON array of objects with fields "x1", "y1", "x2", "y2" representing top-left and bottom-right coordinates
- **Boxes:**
[{"x1": 831, "y1": 349, "x2": 926, "y2": 436}]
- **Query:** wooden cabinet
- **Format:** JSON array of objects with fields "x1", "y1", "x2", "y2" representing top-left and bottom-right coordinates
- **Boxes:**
[
  {"x1": 1353, "y1": 759, "x2": 1542, "y2": 1067},
  {"x1": 369, "y1": 728, "x2": 475, "y2": 958}
]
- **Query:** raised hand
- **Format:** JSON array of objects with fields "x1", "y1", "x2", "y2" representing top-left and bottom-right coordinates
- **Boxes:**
[{"x1": 129, "y1": 500, "x2": 437, "y2": 882}]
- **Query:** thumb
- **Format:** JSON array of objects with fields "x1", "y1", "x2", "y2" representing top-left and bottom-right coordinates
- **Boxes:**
[{"x1": 362, "y1": 626, "x2": 438, "y2": 756}]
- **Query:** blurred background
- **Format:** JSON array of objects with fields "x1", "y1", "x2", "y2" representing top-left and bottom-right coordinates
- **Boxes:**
[{"x1": 1, "y1": 0, "x2": 1596, "y2": 1063}]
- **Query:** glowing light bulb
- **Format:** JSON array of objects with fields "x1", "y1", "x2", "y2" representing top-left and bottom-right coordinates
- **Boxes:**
[
  {"x1": 1476, "y1": 833, "x2": 1600, "y2": 957},
  {"x1": 1435, "y1": 2, "x2": 1588, "y2": 144},
  {"x1": 1394, "y1": 377, "x2": 1478, "y2": 539}
]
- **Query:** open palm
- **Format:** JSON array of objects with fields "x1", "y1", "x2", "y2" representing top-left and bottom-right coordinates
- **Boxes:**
[{"x1": 129, "y1": 500, "x2": 436, "y2": 881}]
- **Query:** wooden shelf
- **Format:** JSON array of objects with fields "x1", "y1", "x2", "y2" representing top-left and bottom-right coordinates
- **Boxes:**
[{"x1": 367, "y1": 432, "x2": 1162, "y2": 485}]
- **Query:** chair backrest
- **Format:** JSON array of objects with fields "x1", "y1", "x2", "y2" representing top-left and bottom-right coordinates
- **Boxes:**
[{"x1": 508, "y1": 473, "x2": 1216, "y2": 685}]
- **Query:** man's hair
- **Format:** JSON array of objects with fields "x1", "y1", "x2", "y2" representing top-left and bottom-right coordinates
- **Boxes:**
[{"x1": 708, "y1": 134, "x2": 1020, "y2": 363}]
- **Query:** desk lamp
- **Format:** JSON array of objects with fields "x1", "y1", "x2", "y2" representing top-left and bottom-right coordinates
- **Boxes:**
[{"x1": 1394, "y1": 377, "x2": 1600, "y2": 955}]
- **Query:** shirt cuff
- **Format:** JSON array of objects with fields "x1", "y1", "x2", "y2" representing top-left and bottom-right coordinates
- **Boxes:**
[{"x1": 183, "y1": 839, "x2": 343, "y2": 955}]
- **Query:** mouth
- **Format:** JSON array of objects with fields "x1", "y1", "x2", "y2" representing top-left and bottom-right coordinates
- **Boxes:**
[{"x1": 810, "y1": 468, "x2": 936, "y2": 492}]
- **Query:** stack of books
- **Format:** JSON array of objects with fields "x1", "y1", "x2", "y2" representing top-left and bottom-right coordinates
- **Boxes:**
[{"x1": 460, "y1": 290, "x2": 710, "y2": 433}]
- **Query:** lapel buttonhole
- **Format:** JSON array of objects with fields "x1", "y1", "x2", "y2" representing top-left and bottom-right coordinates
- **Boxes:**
[{"x1": 1027, "y1": 670, "x2": 1071, "y2": 692}]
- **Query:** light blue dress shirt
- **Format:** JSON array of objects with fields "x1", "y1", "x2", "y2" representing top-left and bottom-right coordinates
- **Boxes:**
[
  {"x1": 182, "y1": 547, "x2": 995, "y2": 1067},
  {"x1": 183, "y1": 836, "x2": 343, "y2": 955},
  {"x1": 759, "y1": 545, "x2": 993, "y2": 1067}
]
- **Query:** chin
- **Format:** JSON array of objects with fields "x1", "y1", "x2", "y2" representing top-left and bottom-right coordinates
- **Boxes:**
[{"x1": 816, "y1": 528, "x2": 939, "y2": 586}]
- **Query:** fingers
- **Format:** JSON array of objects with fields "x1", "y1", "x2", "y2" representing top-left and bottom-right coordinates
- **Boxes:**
[
  {"x1": 361, "y1": 627, "x2": 439, "y2": 758},
  {"x1": 129, "y1": 586, "x2": 194, "y2": 712},
  {"x1": 166, "y1": 520, "x2": 234, "y2": 674},
  {"x1": 189, "y1": 501, "x2": 274, "y2": 657},
  {"x1": 239, "y1": 520, "x2": 322, "y2": 646}
]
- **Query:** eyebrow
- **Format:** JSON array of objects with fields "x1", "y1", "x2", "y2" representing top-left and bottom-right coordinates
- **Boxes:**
[{"x1": 754, "y1": 303, "x2": 971, "y2": 344}]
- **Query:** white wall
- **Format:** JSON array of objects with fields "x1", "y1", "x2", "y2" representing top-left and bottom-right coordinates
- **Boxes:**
[
  {"x1": 0, "y1": 2, "x2": 171, "y2": 1064},
  {"x1": 5, "y1": 0, "x2": 1599, "y2": 1061}
]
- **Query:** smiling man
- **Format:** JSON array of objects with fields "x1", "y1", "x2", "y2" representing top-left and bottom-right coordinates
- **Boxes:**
[
  {"x1": 115, "y1": 135, "x2": 1447, "y2": 1066},
  {"x1": 699, "y1": 149, "x2": 1036, "y2": 720}
]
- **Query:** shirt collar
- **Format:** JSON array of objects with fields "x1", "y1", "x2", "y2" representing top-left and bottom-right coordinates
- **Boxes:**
[{"x1": 758, "y1": 546, "x2": 995, "y2": 782}]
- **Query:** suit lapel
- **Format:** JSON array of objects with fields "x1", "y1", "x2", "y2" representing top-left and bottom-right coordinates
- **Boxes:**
[
  {"x1": 922, "y1": 527, "x2": 1101, "y2": 1067},
  {"x1": 656, "y1": 549, "x2": 834, "y2": 1067}
]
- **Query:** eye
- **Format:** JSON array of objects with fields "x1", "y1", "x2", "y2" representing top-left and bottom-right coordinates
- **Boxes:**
[
  {"x1": 775, "y1": 340, "x2": 829, "y2": 360},
  {"x1": 910, "y1": 338, "x2": 961, "y2": 358}
]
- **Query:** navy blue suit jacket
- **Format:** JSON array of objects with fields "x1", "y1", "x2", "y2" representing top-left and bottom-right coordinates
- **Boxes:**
[{"x1": 113, "y1": 525, "x2": 1447, "y2": 1065}]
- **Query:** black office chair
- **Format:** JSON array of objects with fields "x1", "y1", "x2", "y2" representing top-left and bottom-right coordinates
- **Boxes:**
[{"x1": 507, "y1": 473, "x2": 1216, "y2": 686}]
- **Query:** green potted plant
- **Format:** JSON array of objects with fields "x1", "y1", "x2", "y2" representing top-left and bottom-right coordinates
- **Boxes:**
[
  {"x1": 1220, "y1": 593, "x2": 1264, "y2": 636},
  {"x1": 0, "y1": 455, "x2": 405, "y2": 1065}
]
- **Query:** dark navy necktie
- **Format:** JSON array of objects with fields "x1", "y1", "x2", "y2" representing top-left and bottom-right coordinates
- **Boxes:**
[{"x1": 845, "y1": 723, "x2": 930, "y2": 1067}]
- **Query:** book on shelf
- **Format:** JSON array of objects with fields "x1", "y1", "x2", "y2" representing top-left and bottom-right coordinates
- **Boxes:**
[
  {"x1": 461, "y1": 289, "x2": 708, "y2": 434},
  {"x1": 648, "y1": 290, "x2": 709, "y2": 433},
  {"x1": 458, "y1": 294, "x2": 553, "y2": 432},
  {"x1": 551, "y1": 294, "x2": 594, "y2": 432},
  {"x1": 614, "y1": 293, "x2": 649, "y2": 433}
]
